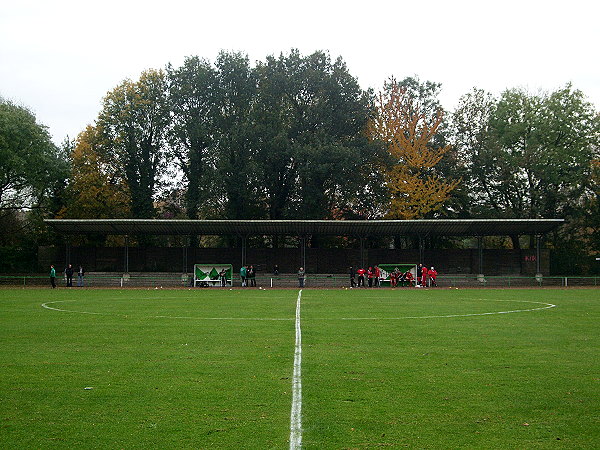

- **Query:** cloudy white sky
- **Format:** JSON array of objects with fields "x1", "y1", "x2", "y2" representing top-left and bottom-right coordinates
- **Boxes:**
[{"x1": 1, "y1": 0, "x2": 598, "y2": 144}]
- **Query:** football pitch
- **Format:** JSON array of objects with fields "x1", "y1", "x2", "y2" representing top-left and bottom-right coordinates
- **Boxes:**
[{"x1": 1, "y1": 287, "x2": 598, "y2": 448}]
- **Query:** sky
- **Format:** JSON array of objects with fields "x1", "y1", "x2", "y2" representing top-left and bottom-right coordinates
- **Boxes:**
[{"x1": 1, "y1": 0, "x2": 599, "y2": 145}]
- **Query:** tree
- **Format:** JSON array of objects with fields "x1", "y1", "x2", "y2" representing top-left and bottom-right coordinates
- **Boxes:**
[
  {"x1": 452, "y1": 85, "x2": 600, "y2": 249},
  {"x1": 252, "y1": 53, "x2": 299, "y2": 221},
  {"x1": 451, "y1": 88, "x2": 499, "y2": 217},
  {"x1": 212, "y1": 51, "x2": 261, "y2": 220},
  {"x1": 253, "y1": 50, "x2": 385, "y2": 221},
  {"x1": 0, "y1": 99, "x2": 68, "y2": 269},
  {"x1": 369, "y1": 81, "x2": 460, "y2": 219},
  {"x1": 97, "y1": 69, "x2": 170, "y2": 219},
  {"x1": 166, "y1": 56, "x2": 218, "y2": 221},
  {"x1": 585, "y1": 159, "x2": 600, "y2": 255},
  {"x1": 58, "y1": 125, "x2": 130, "y2": 219},
  {"x1": 0, "y1": 98, "x2": 67, "y2": 213},
  {"x1": 455, "y1": 86, "x2": 599, "y2": 218}
]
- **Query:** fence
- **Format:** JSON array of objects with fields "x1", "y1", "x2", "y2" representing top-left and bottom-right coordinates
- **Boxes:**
[{"x1": 1, "y1": 273, "x2": 599, "y2": 288}]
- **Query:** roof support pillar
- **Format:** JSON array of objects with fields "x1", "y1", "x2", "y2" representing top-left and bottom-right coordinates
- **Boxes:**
[
  {"x1": 360, "y1": 237, "x2": 366, "y2": 268},
  {"x1": 241, "y1": 235, "x2": 247, "y2": 268},
  {"x1": 299, "y1": 236, "x2": 307, "y2": 271},
  {"x1": 124, "y1": 236, "x2": 129, "y2": 274},
  {"x1": 65, "y1": 240, "x2": 71, "y2": 266},
  {"x1": 182, "y1": 238, "x2": 188, "y2": 274},
  {"x1": 477, "y1": 236, "x2": 484, "y2": 281},
  {"x1": 535, "y1": 234, "x2": 542, "y2": 280}
]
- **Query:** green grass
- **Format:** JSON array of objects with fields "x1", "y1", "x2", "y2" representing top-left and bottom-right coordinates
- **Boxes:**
[{"x1": 0, "y1": 287, "x2": 598, "y2": 448}]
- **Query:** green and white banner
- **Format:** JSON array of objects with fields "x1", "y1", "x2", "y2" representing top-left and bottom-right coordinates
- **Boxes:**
[{"x1": 194, "y1": 264, "x2": 233, "y2": 286}]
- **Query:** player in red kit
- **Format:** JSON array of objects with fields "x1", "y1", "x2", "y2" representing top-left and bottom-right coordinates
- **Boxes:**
[
  {"x1": 429, "y1": 267, "x2": 437, "y2": 287},
  {"x1": 357, "y1": 267, "x2": 366, "y2": 287},
  {"x1": 421, "y1": 265, "x2": 429, "y2": 287},
  {"x1": 404, "y1": 270, "x2": 414, "y2": 287}
]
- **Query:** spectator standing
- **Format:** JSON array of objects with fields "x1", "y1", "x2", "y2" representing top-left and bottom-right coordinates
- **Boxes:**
[
  {"x1": 248, "y1": 265, "x2": 256, "y2": 287},
  {"x1": 298, "y1": 267, "x2": 305, "y2": 288},
  {"x1": 65, "y1": 264, "x2": 74, "y2": 287},
  {"x1": 77, "y1": 265, "x2": 85, "y2": 287},
  {"x1": 50, "y1": 265, "x2": 56, "y2": 289},
  {"x1": 349, "y1": 266, "x2": 356, "y2": 287},
  {"x1": 219, "y1": 268, "x2": 227, "y2": 287},
  {"x1": 240, "y1": 265, "x2": 247, "y2": 287}
]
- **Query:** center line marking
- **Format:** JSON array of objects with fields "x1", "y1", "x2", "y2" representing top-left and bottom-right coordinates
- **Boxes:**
[{"x1": 290, "y1": 289, "x2": 303, "y2": 450}]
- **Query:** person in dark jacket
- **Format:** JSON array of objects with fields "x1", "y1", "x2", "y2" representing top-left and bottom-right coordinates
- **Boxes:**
[
  {"x1": 65, "y1": 264, "x2": 74, "y2": 287},
  {"x1": 298, "y1": 267, "x2": 305, "y2": 288},
  {"x1": 248, "y1": 265, "x2": 256, "y2": 287}
]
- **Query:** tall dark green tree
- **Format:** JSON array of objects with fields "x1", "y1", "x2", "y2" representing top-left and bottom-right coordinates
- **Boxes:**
[
  {"x1": 254, "y1": 50, "x2": 385, "y2": 220},
  {"x1": 97, "y1": 69, "x2": 170, "y2": 219},
  {"x1": 166, "y1": 56, "x2": 217, "y2": 221},
  {"x1": 212, "y1": 51, "x2": 260, "y2": 220},
  {"x1": 252, "y1": 53, "x2": 298, "y2": 220}
]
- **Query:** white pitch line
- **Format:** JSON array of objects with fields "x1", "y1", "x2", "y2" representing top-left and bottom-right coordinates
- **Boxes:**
[
  {"x1": 338, "y1": 300, "x2": 556, "y2": 320},
  {"x1": 289, "y1": 289, "x2": 303, "y2": 450},
  {"x1": 41, "y1": 300, "x2": 105, "y2": 315},
  {"x1": 41, "y1": 301, "x2": 293, "y2": 320},
  {"x1": 41, "y1": 299, "x2": 556, "y2": 322}
]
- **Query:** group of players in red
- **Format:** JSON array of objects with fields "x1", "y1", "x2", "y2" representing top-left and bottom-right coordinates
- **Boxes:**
[
  {"x1": 352, "y1": 266, "x2": 382, "y2": 288},
  {"x1": 350, "y1": 263, "x2": 437, "y2": 288},
  {"x1": 388, "y1": 264, "x2": 437, "y2": 287}
]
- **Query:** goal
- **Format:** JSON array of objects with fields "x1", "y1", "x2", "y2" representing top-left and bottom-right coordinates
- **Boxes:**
[{"x1": 193, "y1": 264, "x2": 233, "y2": 287}]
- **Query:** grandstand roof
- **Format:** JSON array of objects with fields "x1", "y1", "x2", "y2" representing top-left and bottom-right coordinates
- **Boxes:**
[{"x1": 44, "y1": 218, "x2": 564, "y2": 237}]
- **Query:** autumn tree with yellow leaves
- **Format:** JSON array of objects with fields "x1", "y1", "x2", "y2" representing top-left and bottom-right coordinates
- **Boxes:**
[
  {"x1": 369, "y1": 81, "x2": 460, "y2": 219},
  {"x1": 58, "y1": 125, "x2": 130, "y2": 220}
]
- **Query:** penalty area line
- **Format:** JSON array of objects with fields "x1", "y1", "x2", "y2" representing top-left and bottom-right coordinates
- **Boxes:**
[{"x1": 289, "y1": 289, "x2": 303, "y2": 450}]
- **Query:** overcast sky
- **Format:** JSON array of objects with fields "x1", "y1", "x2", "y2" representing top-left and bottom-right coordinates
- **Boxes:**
[{"x1": 1, "y1": 0, "x2": 599, "y2": 145}]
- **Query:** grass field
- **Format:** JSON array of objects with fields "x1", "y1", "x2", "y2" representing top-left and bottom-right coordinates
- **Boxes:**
[{"x1": 1, "y1": 287, "x2": 598, "y2": 448}]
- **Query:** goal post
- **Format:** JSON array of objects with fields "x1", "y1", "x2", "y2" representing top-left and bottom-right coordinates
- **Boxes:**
[
  {"x1": 193, "y1": 264, "x2": 233, "y2": 287},
  {"x1": 378, "y1": 264, "x2": 417, "y2": 286}
]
